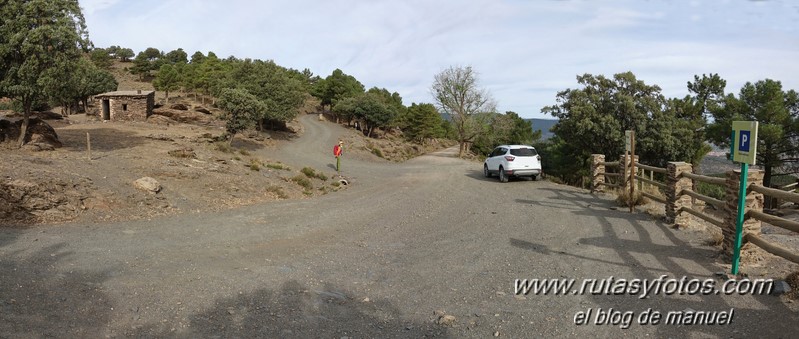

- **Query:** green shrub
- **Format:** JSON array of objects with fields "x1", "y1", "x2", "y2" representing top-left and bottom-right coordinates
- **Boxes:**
[
  {"x1": 372, "y1": 148, "x2": 384, "y2": 158},
  {"x1": 248, "y1": 159, "x2": 260, "y2": 171},
  {"x1": 267, "y1": 163, "x2": 290, "y2": 171},
  {"x1": 301, "y1": 167, "x2": 316, "y2": 178},
  {"x1": 291, "y1": 175, "x2": 313, "y2": 190},
  {"x1": 239, "y1": 149, "x2": 251, "y2": 156},
  {"x1": 696, "y1": 181, "x2": 725, "y2": 201},
  {"x1": 301, "y1": 166, "x2": 328, "y2": 180},
  {"x1": 266, "y1": 185, "x2": 288, "y2": 199}
]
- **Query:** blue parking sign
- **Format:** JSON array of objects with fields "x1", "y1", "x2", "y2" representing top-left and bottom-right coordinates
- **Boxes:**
[
  {"x1": 738, "y1": 130, "x2": 750, "y2": 152},
  {"x1": 732, "y1": 121, "x2": 758, "y2": 165}
]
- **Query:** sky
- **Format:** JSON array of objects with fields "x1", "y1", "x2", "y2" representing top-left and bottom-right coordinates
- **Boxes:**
[{"x1": 81, "y1": 0, "x2": 799, "y2": 119}]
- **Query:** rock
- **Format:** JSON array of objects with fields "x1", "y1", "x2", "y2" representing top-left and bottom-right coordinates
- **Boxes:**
[
  {"x1": 21, "y1": 142, "x2": 55, "y2": 152},
  {"x1": 146, "y1": 115, "x2": 173, "y2": 125},
  {"x1": 771, "y1": 280, "x2": 791, "y2": 296},
  {"x1": 146, "y1": 134, "x2": 174, "y2": 141},
  {"x1": 170, "y1": 103, "x2": 189, "y2": 110},
  {"x1": 437, "y1": 315, "x2": 456, "y2": 326},
  {"x1": 152, "y1": 108, "x2": 212, "y2": 124},
  {"x1": 1, "y1": 118, "x2": 61, "y2": 148},
  {"x1": 133, "y1": 177, "x2": 161, "y2": 193},
  {"x1": 494, "y1": 331, "x2": 500, "y2": 336},
  {"x1": 194, "y1": 107, "x2": 212, "y2": 114}
]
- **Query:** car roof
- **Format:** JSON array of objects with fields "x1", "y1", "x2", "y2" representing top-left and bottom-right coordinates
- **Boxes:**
[{"x1": 496, "y1": 145, "x2": 535, "y2": 149}]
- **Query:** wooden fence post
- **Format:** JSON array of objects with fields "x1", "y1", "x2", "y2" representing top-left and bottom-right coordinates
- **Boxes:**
[
  {"x1": 591, "y1": 154, "x2": 605, "y2": 193},
  {"x1": 723, "y1": 169, "x2": 764, "y2": 259},
  {"x1": 666, "y1": 162, "x2": 693, "y2": 226},
  {"x1": 86, "y1": 132, "x2": 92, "y2": 161}
]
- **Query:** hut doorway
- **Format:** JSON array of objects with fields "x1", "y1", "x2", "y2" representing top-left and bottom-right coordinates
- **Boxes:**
[{"x1": 102, "y1": 99, "x2": 110, "y2": 120}]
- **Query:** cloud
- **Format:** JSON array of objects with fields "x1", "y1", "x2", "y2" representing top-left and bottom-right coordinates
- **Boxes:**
[{"x1": 82, "y1": 0, "x2": 799, "y2": 119}]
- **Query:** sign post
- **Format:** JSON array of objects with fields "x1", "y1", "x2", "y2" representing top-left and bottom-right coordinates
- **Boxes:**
[{"x1": 730, "y1": 121, "x2": 758, "y2": 275}]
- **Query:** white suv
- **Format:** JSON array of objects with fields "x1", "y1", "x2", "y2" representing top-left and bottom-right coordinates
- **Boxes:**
[{"x1": 483, "y1": 145, "x2": 542, "y2": 182}]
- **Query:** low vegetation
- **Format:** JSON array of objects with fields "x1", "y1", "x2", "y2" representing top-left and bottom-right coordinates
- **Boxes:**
[
  {"x1": 267, "y1": 163, "x2": 290, "y2": 171},
  {"x1": 266, "y1": 186, "x2": 288, "y2": 199},
  {"x1": 290, "y1": 175, "x2": 313, "y2": 190},
  {"x1": 301, "y1": 167, "x2": 327, "y2": 181}
]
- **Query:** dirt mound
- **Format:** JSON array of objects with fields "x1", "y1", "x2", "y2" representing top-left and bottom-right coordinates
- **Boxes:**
[
  {"x1": 0, "y1": 118, "x2": 62, "y2": 149},
  {"x1": 0, "y1": 177, "x2": 93, "y2": 225}
]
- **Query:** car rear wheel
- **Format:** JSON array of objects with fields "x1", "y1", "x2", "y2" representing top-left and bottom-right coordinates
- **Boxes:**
[
  {"x1": 530, "y1": 175, "x2": 537, "y2": 181},
  {"x1": 484, "y1": 164, "x2": 491, "y2": 178},
  {"x1": 498, "y1": 166, "x2": 508, "y2": 183}
]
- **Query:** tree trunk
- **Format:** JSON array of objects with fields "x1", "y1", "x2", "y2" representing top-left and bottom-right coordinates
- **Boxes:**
[
  {"x1": 458, "y1": 141, "x2": 465, "y2": 158},
  {"x1": 17, "y1": 101, "x2": 32, "y2": 147},
  {"x1": 165, "y1": 90, "x2": 170, "y2": 104}
]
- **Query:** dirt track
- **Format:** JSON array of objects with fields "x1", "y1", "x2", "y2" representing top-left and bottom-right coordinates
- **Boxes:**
[{"x1": 1, "y1": 115, "x2": 797, "y2": 338}]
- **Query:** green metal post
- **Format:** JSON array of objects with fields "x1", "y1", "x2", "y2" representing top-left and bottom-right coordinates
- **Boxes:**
[{"x1": 731, "y1": 163, "x2": 748, "y2": 275}]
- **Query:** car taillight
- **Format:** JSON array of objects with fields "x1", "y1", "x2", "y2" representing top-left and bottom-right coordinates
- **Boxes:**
[
  {"x1": 537, "y1": 155, "x2": 541, "y2": 162},
  {"x1": 504, "y1": 155, "x2": 515, "y2": 161}
]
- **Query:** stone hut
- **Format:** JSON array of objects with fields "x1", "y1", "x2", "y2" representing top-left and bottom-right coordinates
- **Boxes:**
[{"x1": 94, "y1": 90, "x2": 155, "y2": 121}]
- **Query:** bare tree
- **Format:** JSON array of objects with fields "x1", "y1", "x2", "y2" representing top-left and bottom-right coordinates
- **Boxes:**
[{"x1": 432, "y1": 66, "x2": 496, "y2": 158}]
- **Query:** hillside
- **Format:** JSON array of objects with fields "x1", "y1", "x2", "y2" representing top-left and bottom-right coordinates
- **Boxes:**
[{"x1": 0, "y1": 61, "x2": 457, "y2": 225}]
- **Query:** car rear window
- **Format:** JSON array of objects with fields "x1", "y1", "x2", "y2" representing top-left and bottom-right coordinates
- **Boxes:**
[{"x1": 510, "y1": 148, "x2": 537, "y2": 156}]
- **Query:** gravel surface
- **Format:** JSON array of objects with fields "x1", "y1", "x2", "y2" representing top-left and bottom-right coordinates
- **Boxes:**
[{"x1": 1, "y1": 116, "x2": 797, "y2": 338}]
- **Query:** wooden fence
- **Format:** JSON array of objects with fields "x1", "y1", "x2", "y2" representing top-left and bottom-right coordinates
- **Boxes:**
[{"x1": 591, "y1": 154, "x2": 799, "y2": 267}]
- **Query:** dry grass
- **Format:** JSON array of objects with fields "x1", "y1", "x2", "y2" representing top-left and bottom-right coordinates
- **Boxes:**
[
  {"x1": 266, "y1": 185, "x2": 288, "y2": 199},
  {"x1": 615, "y1": 188, "x2": 650, "y2": 207},
  {"x1": 267, "y1": 162, "x2": 290, "y2": 171},
  {"x1": 704, "y1": 228, "x2": 724, "y2": 247},
  {"x1": 248, "y1": 159, "x2": 261, "y2": 171},
  {"x1": 787, "y1": 272, "x2": 799, "y2": 300},
  {"x1": 168, "y1": 147, "x2": 196, "y2": 159}
]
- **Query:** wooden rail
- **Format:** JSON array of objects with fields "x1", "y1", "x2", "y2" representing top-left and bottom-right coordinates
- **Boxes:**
[
  {"x1": 745, "y1": 233, "x2": 799, "y2": 265},
  {"x1": 680, "y1": 206, "x2": 725, "y2": 228},
  {"x1": 641, "y1": 191, "x2": 666, "y2": 204},
  {"x1": 748, "y1": 210, "x2": 799, "y2": 234},
  {"x1": 634, "y1": 163, "x2": 667, "y2": 174},
  {"x1": 751, "y1": 184, "x2": 799, "y2": 205},
  {"x1": 681, "y1": 172, "x2": 726, "y2": 185},
  {"x1": 600, "y1": 172, "x2": 622, "y2": 177},
  {"x1": 601, "y1": 161, "x2": 620, "y2": 167},
  {"x1": 680, "y1": 189, "x2": 725, "y2": 209},
  {"x1": 635, "y1": 175, "x2": 666, "y2": 189}
]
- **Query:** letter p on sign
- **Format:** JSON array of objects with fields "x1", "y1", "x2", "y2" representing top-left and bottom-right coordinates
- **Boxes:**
[{"x1": 739, "y1": 131, "x2": 750, "y2": 152}]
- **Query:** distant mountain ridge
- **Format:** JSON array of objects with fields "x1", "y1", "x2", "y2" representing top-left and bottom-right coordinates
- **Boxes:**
[{"x1": 526, "y1": 118, "x2": 557, "y2": 140}]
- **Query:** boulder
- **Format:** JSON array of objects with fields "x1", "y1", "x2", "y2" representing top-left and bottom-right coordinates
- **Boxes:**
[
  {"x1": 0, "y1": 118, "x2": 61, "y2": 148},
  {"x1": 194, "y1": 106, "x2": 212, "y2": 115},
  {"x1": 170, "y1": 103, "x2": 189, "y2": 110},
  {"x1": 133, "y1": 177, "x2": 161, "y2": 193}
]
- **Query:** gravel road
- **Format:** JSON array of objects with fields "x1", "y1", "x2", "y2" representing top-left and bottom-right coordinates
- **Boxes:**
[{"x1": 1, "y1": 115, "x2": 796, "y2": 338}]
